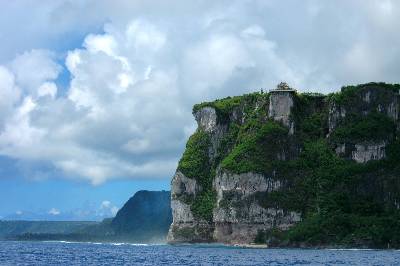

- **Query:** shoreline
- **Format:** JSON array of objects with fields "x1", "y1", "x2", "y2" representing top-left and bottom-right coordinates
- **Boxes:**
[{"x1": 2, "y1": 239, "x2": 397, "y2": 251}]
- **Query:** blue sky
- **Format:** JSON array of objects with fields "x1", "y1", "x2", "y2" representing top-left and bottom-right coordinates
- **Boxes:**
[{"x1": 0, "y1": 0, "x2": 399, "y2": 220}]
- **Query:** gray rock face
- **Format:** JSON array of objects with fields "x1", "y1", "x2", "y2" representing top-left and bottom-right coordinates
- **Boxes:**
[
  {"x1": 194, "y1": 107, "x2": 217, "y2": 133},
  {"x1": 168, "y1": 168, "x2": 301, "y2": 244},
  {"x1": 268, "y1": 90, "x2": 295, "y2": 134},
  {"x1": 335, "y1": 142, "x2": 387, "y2": 163},
  {"x1": 214, "y1": 171, "x2": 272, "y2": 201},
  {"x1": 167, "y1": 222, "x2": 214, "y2": 243},
  {"x1": 171, "y1": 171, "x2": 199, "y2": 198},
  {"x1": 168, "y1": 171, "x2": 214, "y2": 243},
  {"x1": 387, "y1": 96, "x2": 399, "y2": 122},
  {"x1": 328, "y1": 103, "x2": 346, "y2": 134},
  {"x1": 168, "y1": 171, "x2": 202, "y2": 242},
  {"x1": 352, "y1": 142, "x2": 386, "y2": 163},
  {"x1": 212, "y1": 170, "x2": 300, "y2": 244},
  {"x1": 213, "y1": 210, "x2": 301, "y2": 244},
  {"x1": 194, "y1": 107, "x2": 228, "y2": 160},
  {"x1": 170, "y1": 199, "x2": 194, "y2": 223}
]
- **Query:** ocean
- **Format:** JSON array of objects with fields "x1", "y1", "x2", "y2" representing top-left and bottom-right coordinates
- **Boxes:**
[{"x1": 0, "y1": 241, "x2": 399, "y2": 265}]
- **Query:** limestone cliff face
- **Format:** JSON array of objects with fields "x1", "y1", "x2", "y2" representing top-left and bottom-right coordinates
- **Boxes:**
[
  {"x1": 212, "y1": 170, "x2": 300, "y2": 243},
  {"x1": 329, "y1": 84, "x2": 400, "y2": 163},
  {"x1": 268, "y1": 90, "x2": 296, "y2": 134},
  {"x1": 168, "y1": 82, "x2": 400, "y2": 245},
  {"x1": 168, "y1": 170, "x2": 213, "y2": 243}
]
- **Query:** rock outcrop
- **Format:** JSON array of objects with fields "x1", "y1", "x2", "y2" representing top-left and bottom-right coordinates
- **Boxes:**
[
  {"x1": 351, "y1": 142, "x2": 386, "y2": 163},
  {"x1": 329, "y1": 83, "x2": 399, "y2": 162},
  {"x1": 212, "y1": 170, "x2": 300, "y2": 244},
  {"x1": 268, "y1": 86, "x2": 296, "y2": 134},
  {"x1": 168, "y1": 82, "x2": 400, "y2": 246}
]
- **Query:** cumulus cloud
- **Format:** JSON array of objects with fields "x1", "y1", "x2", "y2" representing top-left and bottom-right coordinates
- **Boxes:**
[
  {"x1": 48, "y1": 208, "x2": 61, "y2": 215},
  {"x1": 0, "y1": 66, "x2": 21, "y2": 128},
  {"x1": 99, "y1": 200, "x2": 119, "y2": 217},
  {"x1": 0, "y1": 0, "x2": 399, "y2": 184},
  {"x1": 10, "y1": 50, "x2": 62, "y2": 95}
]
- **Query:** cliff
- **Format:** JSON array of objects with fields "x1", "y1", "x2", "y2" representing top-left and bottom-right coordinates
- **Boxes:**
[{"x1": 168, "y1": 82, "x2": 400, "y2": 248}]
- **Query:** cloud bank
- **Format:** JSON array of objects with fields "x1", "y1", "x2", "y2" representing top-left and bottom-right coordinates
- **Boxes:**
[{"x1": 0, "y1": 0, "x2": 399, "y2": 184}]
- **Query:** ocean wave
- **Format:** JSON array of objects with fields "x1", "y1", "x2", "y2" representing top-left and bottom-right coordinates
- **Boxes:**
[
  {"x1": 43, "y1": 241, "x2": 78, "y2": 244},
  {"x1": 327, "y1": 248, "x2": 377, "y2": 251}
]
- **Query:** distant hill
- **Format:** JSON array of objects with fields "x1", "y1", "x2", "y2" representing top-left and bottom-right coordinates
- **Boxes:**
[
  {"x1": 0, "y1": 221, "x2": 98, "y2": 239},
  {"x1": 3, "y1": 190, "x2": 172, "y2": 243},
  {"x1": 111, "y1": 190, "x2": 172, "y2": 241}
]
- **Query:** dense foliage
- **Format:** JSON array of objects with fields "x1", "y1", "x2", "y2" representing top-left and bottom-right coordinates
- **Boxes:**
[
  {"x1": 221, "y1": 121, "x2": 289, "y2": 174},
  {"x1": 279, "y1": 140, "x2": 400, "y2": 248},
  {"x1": 178, "y1": 130, "x2": 211, "y2": 184},
  {"x1": 182, "y1": 82, "x2": 400, "y2": 247},
  {"x1": 330, "y1": 112, "x2": 395, "y2": 144},
  {"x1": 177, "y1": 130, "x2": 215, "y2": 221}
]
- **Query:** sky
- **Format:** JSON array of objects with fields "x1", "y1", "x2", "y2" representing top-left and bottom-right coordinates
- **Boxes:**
[{"x1": 0, "y1": 0, "x2": 399, "y2": 220}]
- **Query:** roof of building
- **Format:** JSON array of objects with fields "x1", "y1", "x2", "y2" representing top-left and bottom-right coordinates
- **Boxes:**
[{"x1": 271, "y1": 82, "x2": 296, "y2": 92}]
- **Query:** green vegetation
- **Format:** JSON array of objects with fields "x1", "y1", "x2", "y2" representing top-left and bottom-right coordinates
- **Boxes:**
[
  {"x1": 190, "y1": 190, "x2": 216, "y2": 222},
  {"x1": 329, "y1": 82, "x2": 400, "y2": 105},
  {"x1": 193, "y1": 95, "x2": 242, "y2": 123},
  {"x1": 292, "y1": 92, "x2": 329, "y2": 141},
  {"x1": 214, "y1": 122, "x2": 240, "y2": 166},
  {"x1": 183, "y1": 92, "x2": 271, "y2": 221},
  {"x1": 243, "y1": 139, "x2": 391, "y2": 247},
  {"x1": 254, "y1": 139, "x2": 400, "y2": 248},
  {"x1": 221, "y1": 121, "x2": 288, "y2": 174},
  {"x1": 181, "y1": 82, "x2": 400, "y2": 247},
  {"x1": 330, "y1": 112, "x2": 395, "y2": 144},
  {"x1": 193, "y1": 92, "x2": 268, "y2": 123},
  {"x1": 178, "y1": 130, "x2": 211, "y2": 183},
  {"x1": 0, "y1": 221, "x2": 98, "y2": 239},
  {"x1": 177, "y1": 130, "x2": 216, "y2": 221}
]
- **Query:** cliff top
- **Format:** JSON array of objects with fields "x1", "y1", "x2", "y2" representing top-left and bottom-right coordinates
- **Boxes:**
[
  {"x1": 272, "y1": 82, "x2": 296, "y2": 92},
  {"x1": 193, "y1": 82, "x2": 400, "y2": 116}
]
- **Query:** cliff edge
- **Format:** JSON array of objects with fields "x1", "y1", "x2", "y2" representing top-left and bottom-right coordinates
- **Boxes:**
[{"x1": 168, "y1": 82, "x2": 400, "y2": 248}]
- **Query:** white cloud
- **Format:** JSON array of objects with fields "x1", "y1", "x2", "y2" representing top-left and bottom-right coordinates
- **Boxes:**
[
  {"x1": 0, "y1": 66, "x2": 21, "y2": 128},
  {"x1": 38, "y1": 82, "x2": 57, "y2": 99},
  {"x1": 0, "y1": 1, "x2": 400, "y2": 185},
  {"x1": 84, "y1": 34, "x2": 118, "y2": 56},
  {"x1": 48, "y1": 208, "x2": 60, "y2": 215},
  {"x1": 100, "y1": 200, "x2": 111, "y2": 208},
  {"x1": 0, "y1": 96, "x2": 46, "y2": 153},
  {"x1": 98, "y1": 200, "x2": 119, "y2": 217},
  {"x1": 10, "y1": 50, "x2": 62, "y2": 95},
  {"x1": 125, "y1": 19, "x2": 166, "y2": 55},
  {"x1": 241, "y1": 25, "x2": 266, "y2": 38}
]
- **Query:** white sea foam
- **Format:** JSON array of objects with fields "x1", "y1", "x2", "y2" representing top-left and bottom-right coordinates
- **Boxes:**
[
  {"x1": 43, "y1": 241, "x2": 77, "y2": 244},
  {"x1": 327, "y1": 248, "x2": 376, "y2": 251}
]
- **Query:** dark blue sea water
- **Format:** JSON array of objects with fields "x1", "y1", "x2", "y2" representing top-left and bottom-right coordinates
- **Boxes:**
[{"x1": 0, "y1": 241, "x2": 400, "y2": 266}]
